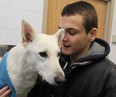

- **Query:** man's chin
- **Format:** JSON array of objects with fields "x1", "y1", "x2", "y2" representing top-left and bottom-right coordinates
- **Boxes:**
[{"x1": 62, "y1": 50, "x2": 72, "y2": 55}]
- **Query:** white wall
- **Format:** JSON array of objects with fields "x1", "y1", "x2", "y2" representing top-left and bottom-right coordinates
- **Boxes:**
[
  {"x1": 109, "y1": 0, "x2": 116, "y2": 64},
  {"x1": 0, "y1": 0, "x2": 44, "y2": 45}
]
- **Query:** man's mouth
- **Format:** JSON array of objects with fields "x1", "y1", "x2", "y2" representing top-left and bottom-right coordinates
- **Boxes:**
[{"x1": 63, "y1": 44, "x2": 71, "y2": 48}]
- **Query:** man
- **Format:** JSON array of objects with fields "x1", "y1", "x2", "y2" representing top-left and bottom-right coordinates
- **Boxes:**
[{"x1": 1, "y1": 1, "x2": 116, "y2": 97}]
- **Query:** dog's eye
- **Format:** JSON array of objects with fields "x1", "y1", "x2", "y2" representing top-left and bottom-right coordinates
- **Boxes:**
[
  {"x1": 58, "y1": 52, "x2": 60, "y2": 57},
  {"x1": 39, "y1": 52, "x2": 47, "y2": 58}
]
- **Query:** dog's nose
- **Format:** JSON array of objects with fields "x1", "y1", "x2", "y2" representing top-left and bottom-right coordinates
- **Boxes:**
[{"x1": 55, "y1": 73, "x2": 65, "y2": 85}]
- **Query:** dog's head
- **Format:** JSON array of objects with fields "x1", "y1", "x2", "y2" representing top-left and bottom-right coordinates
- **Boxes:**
[{"x1": 22, "y1": 20, "x2": 65, "y2": 85}]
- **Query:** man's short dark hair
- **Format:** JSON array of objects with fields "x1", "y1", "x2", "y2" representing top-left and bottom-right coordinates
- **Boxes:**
[{"x1": 61, "y1": 1, "x2": 98, "y2": 34}]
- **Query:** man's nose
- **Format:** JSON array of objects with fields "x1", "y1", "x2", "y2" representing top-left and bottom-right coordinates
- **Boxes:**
[{"x1": 62, "y1": 33, "x2": 68, "y2": 42}]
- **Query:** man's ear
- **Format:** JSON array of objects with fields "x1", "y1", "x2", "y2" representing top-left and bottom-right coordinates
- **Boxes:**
[{"x1": 88, "y1": 28, "x2": 97, "y2": 41}]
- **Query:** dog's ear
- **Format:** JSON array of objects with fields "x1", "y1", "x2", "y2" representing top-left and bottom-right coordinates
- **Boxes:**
[
  {"x1": 22, "y1": 20, "x2": 36, "y2": 46},
  {"x1": 54, "y1": 29, "x2": 65, "y2": 43}
]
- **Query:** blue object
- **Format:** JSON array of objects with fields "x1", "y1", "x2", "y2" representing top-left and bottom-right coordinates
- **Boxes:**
[{"x1": 0, "y1": 52, "x2": 16, "y2": 97}]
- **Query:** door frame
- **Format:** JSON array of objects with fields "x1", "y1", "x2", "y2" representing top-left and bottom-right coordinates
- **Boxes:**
[
  {"x1": 103, "y1": 0, "x2": 115, "y2": 43},
  {"x1": 42, "y1": 0, "x2": 48, "y2": 34}
]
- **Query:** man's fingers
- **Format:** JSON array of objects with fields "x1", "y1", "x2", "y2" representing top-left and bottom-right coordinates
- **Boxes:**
[{"x1": 0, "y1": 86, "x2": 11, "y2": 97}]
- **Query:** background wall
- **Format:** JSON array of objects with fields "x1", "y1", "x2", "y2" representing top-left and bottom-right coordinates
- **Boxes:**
[
  {"x1": 109, "y1": 0, "x2": 116, "y2": 64},
  {"x1": 0, "y1": 0, "x2": 44, "y2": 45}
]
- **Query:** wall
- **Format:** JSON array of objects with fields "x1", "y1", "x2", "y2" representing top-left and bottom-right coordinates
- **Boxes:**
[
  {"x1": 0, "y1": 0, "x2": 44, "y2": 45},
  {"x1": 109, "y1": 0, "x2": 116, "y2": 64}
]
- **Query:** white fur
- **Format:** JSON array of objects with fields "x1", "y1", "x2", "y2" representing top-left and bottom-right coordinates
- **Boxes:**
[{"x1": 6, "y1": 20, "x2": 65, "y2": 97}]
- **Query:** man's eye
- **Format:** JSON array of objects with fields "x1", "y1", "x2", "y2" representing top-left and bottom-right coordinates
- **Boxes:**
[
  {"x1": 69, "y1": 32, "x2": 76, "y2": 35},
  {"x1": 39, "y1": 52, "x2": 48, "y2": 57},
  {"x1": 67, "y1": 31, "x2": 76, "y2": 35}
]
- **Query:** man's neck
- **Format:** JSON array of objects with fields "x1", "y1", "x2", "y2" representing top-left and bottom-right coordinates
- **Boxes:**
[{"x1": 69, "y1": 46, "x2": 91, "y2": 66}]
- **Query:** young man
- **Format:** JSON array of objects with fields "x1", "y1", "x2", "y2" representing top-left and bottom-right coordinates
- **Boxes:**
[{"x1": 1, "y1": 1, "x2": 116, "y2": 97}]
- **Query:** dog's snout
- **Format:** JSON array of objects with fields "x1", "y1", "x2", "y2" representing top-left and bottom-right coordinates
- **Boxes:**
[{"x1": 55, "y1": 73, "x2": 65, "y2": 85}]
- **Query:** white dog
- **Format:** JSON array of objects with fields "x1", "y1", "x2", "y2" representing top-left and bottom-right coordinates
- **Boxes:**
[{"x1": 0, "y1": 20, "x2": 65, "y2": 97}]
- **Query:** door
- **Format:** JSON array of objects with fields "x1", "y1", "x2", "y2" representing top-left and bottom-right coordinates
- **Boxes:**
[{"x1": 46, "y1": 0, "x2": 107, "y2": 38}]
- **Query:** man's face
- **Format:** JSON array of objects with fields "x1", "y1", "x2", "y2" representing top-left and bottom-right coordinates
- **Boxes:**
[{"x1": 59, "y1": 14, "x2": 92, "y2": 59}]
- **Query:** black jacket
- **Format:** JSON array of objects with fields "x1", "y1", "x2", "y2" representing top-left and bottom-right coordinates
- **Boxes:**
[{"x1": 28, "y1": 38, "x2": 116, "y2": 97}]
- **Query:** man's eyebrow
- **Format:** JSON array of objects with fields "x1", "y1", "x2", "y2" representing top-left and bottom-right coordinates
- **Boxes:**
[
  {"x1": 58, "y1": 26, "x2": 79, "y2": 31},
  {"x1": 58, "y1": 26, "x2": 74, "y2": 30}
]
